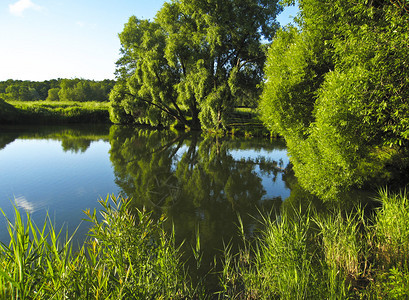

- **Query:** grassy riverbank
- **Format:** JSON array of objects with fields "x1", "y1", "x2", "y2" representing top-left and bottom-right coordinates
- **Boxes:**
[
  {"x1": 1, "y1": 99, "x2": 272, "y2": 136},
  {"x1": 220, "y1": 189, "x2": 409, "y2": 299},
  {"x1": 1, "y1": 191, "x2": 409, "y2": 298},
  {"x1": 1, "y1": 100, "x2": 110, "y2": 124}
]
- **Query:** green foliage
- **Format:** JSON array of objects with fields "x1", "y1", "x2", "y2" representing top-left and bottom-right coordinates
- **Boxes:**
[
  {"x1": 220, "y1": 209, "x2": 339, "y2": 299},
  {"x1": 364, "y1": 189, "x2": 409, "y2": 298},
  {"x1": 314, "y1": 209, "x2": 364, "y2": 297},
  {"x1": 0, "y1": 195, "x2": 191, "y2": 299},
  {"x1": 219, "y1": 190, "x2": 409, "y2": 299},
  {"x1": 0, "y1": 80, "x2": 54, "y2": 101},
  {"x1": 111, "y1": 0, "x2": 283, "y2": 130},
  {"x1": 260, "y1": 0, "x2": 409, "y2": 199},
  {"x1": 0, "y1": 79, "x2": 115, "y2": 102},
  {"x1": 58, "y1": 79, "x2": 115, "y2": 102},
  {"x1": 316, "y1": 210, "x2": 363, "y2": 276},
  {"x1": 46, "y1": 87, "x2": 60, "y2": 101},
  {"x1": 251, "y1": 211, "x2": 317, "y2": 299},
  {"x1": 374, "y1": 189, "x2": 409, "y2": 270},
  {"x1": 6, "y1": 101, "x2": 110, "y2": 124},
  {"x1": 0, "y1": 98, "x2": 22, "y2": 124},
  {"x1": 369, "y1": 267, "x2": 409, "y2": 299}
]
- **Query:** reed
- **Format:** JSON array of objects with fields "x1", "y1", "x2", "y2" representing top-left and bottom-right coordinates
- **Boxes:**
[
  {"x1": 374, "y1": 188, "x2": 409, "y2": 269},
  {"x1": 0, "y1": 204, "x2": 77, "y2": 299},
  {"x1": 364, "y1": 189, "x2": 409, "y2": 298},
  {"x1": 0, "y1": 195, "x2": 191, "y2": 299},
  {"x1": 2, "y1": 191, "x2": 409, "y2": 298},
  {"x1": 219, "y1": 209, "x2": 325, "y2": 299},
  {"x1": 314, "y1": 208, "x2": 365, "y2": 298},
  {"x1": 219, "y1": 190, "x2": 409, "y2": 299}
]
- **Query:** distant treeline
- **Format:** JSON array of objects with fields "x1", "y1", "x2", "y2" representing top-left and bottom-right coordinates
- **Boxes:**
[{"x1": 0, "y1": 79, "x2": 115, "y2": 102}]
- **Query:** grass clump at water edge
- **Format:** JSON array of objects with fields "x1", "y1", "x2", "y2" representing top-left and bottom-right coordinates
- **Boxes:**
[
  {"x1": 0, "y1": 195, "x2": 192, "y2": 299},
  {"x1": 366, "y1": 189, "x2": 409, "y2": 298},
  {"x1": 218, "y1": 189, "x2": 409, "y2": 299},
  {"x1": 219, "y1": 209, "x2": 330, "y2": 299}
]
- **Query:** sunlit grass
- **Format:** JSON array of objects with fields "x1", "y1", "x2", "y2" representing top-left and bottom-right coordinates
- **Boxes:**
[
  {"x1": 0, "y1": 195, "x2": 192, "y2": 299},
  {"x1": 374, "y1": 189, "x2": 409, "y2": 269},
  {"x1": 7, "y1": 100, "x2": 110, "y2": 109},
  {"x1": 364, "y1": 189, "x2": 409, "y2": 298},
  {"x1": 4, "y1": 100, "x2": 110, "y2": 124},
  {"x1": 314, "y1": 208, "x2": 364, "y2": 298},
  {"x1": 219, "y1": 190, "x2": 409, "y2": 299},
  {"x1": 220, "y1": 209, "x2": 326, "y2": 299},
  {"x1": 1, "y1": 190, "x2": 409, "y2": 298}
]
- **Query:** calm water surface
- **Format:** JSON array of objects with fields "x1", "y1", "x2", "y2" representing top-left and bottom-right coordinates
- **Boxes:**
[{"x1": 0, "y1": 124, "x2": 293, "y2": 276}]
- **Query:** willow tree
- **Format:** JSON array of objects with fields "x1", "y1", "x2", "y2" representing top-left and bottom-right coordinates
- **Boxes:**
[
  {"x1": 260, "y1": 0, "x2": 409, "y2": 199},
  {"x1": 110, "y1": 0, "x2": 282, "y2": 130}
]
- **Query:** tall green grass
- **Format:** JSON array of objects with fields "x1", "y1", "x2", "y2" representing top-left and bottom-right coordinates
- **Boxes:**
[
  {"x1": 374, "y1": 189, "x2": 409, "y2": 269},
  {"x1": 219, "y1": 189, "x2": 409, "y2": 299},
  {"x1": 1, "y1": 190, "x2": 409, "y2": 299},
  {"x1": 220, "y1": 210, "x2": 328, "y2": 299},
  {"x1": 0, "y1": 195, "x2": 192, "y2": 299},
  {"x1": 314, "y1": 209, "x2": 364, "y2": 298},
  {"x1": 251, "y1": 211, "x2": 317, "y2": 299},
  {"x1": 366, "y1": 189, "x2": 409, "y2": 298}
]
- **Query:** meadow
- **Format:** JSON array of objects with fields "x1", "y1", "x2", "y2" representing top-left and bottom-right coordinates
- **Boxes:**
[{"x1": 1, "y1": 100, "x2": 110, "y2": 124}]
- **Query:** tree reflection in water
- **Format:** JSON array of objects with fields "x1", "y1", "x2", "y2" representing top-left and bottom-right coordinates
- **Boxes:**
[{"x1": 109, "y1": 126, "x2": 290, "y2": 285}]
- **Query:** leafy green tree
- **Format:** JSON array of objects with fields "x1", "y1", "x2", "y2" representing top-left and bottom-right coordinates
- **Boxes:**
[
  {"x1": 46, "y1": 88, "x2": 60, "y2": 101},
  {"x1": 58, "y1": 79, "x2": 89, "y2": 102},
  {"x1": 0, "y1": 80, "x2": 59, "y2": 101},
  {"x1": 4, "y1": 84, "x2": 40, "y2": 101},
  {"x1": 110, "y1": 0, "x2": 282, "y2": 129},
  {"x1": 4, "y1": 85, "x2": 21, "y2": 100},
  {"x1": 260, "y1": 0, "x2": 409, "y2": 199},
  {"x1": 58, "y1": 79, "x2": 114, "y2": 102},
  {"x1": 0, "y1": 79, "x2": 114, "y2": 103}
]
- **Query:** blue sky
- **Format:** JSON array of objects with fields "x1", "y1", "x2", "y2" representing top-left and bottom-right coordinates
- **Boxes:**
[{"x1": 0, "y1": 0, "x2": 298, "y2": 81}]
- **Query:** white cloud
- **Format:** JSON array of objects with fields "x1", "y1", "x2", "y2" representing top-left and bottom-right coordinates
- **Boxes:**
[
  {"x1": 9, "y1": 0, "x2": 43, "y2": 17},
  {"x1": 76, "y1": 21, "x2": 85, "y2": 27}
]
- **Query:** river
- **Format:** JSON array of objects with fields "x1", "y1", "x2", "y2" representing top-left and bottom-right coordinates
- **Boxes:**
[{"x1": 0, "y1": 124, "x2": 293, "y2": 272}]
